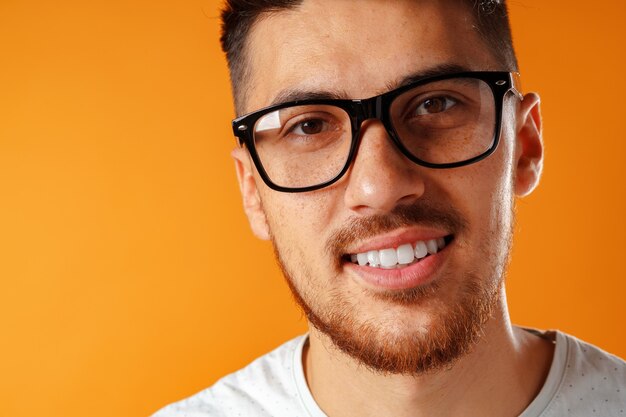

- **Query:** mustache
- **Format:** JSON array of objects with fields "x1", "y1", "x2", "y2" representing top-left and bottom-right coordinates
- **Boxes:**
[{"x1": 327, "y1": 201, "x2": 467, "y2": 257}]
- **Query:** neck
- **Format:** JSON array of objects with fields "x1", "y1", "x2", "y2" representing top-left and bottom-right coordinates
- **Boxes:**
[{"x1": 303, "y1": 290, "x2": 553, "y2": 417}]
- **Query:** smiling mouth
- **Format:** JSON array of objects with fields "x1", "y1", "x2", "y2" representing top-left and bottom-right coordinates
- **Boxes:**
[{"x1": 344, "y1": 235, "x2": 454, "y2": 269}]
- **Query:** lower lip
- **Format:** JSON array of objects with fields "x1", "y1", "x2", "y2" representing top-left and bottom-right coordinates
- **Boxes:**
[{"x1": 344, "y1": 244, "x2": 449, "y2": 291}]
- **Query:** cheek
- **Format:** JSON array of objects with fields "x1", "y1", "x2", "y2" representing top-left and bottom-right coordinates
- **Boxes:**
[
  {"x1": 259, "y1": 188, "x2": 344, "y2": 298},
  {"x1": 259, "y1": 187, "x2": 338, "y2": 253},
  {"x1": 477, "y1": 146, "x2": 517, "y2": 236},
  {"x1": 440, "y1": 140, "x2": 516, "y2": 236}
]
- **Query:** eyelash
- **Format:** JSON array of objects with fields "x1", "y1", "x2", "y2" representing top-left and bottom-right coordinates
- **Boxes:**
[{"x1": 413, "y1": 96, "x2": 458, "y2": 116}]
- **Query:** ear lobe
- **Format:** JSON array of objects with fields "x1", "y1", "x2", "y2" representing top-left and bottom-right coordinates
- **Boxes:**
[
  {"x1": 232, "y1": 147, "x2": 271, "y2": 241},
  {"x1": 514, "y1": 92, "x2": 544, "y2": 197}
]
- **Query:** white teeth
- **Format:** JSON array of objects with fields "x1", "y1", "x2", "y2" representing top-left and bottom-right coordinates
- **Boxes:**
[
  {"x1": 396, "y1": 244, "x2": 415, "y2": 265},
  {"x1": 350, "y1": 237, "x2": 450, "y2": 268},
  {"x1": 414, "y1": 241, "x2": 428, "y2": 259},
  {"x1": 367, "y1": 250, "x2": 380, "y2": 267},
  {"x1": 357, "y1": 252, "x2": 368, "y2": 266},
  {"x1": 379, "y1": 248, "x2": 398, "y2": 267},
  {"x1": 426, "y1": 239, "x2": 438, "y2": 255}
]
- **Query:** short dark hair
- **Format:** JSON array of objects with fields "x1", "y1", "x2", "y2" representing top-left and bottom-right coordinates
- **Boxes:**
[{"x1": 220, "y1": 0, "x2": 519, "y2": 114}]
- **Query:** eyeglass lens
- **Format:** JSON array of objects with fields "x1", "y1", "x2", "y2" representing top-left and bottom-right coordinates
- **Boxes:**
[{"x1": 252, "y1": 77, "x2": 496, "y2": 189}]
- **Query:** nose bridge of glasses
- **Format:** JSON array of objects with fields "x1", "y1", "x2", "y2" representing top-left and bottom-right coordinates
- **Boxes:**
[
  {"x1": 346, "y1": 94, "x2": 410, "y2": 173},
  {"x1": 349, "y1": 95, "x2": 395, "y2": 148},
  {"x1": 351, "y1": 95, "x2": 384, "y2": 125}
]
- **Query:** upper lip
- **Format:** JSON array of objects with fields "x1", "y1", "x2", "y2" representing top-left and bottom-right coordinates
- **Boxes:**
[{"x1": 344, "y1": 227, "x2": 452, "y2": 255}]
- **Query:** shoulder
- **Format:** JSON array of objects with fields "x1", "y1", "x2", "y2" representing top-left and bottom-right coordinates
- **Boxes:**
[
  {"x1": 563, "y1": 332, "x2": 626, "y2": 371},
  {"x1": 560, "y1": 331, "x2": 626, "y2": 387},
  {"x1": 151, "y1": 335, "x2": 310, "y2": 417},
  {"x1": 538, "y1": 330, "x2": 626, "y2": 416}
]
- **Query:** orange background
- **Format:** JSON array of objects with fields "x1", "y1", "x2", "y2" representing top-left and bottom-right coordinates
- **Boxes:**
[{"x1": 0, "y1": 1, "x2": 624, "y2": 416}]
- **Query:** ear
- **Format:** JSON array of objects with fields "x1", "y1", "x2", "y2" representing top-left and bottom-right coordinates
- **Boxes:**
[
  {"x1": 513, "y1": 92, "x2": 544, "y2": 197},
  {"x1": 231, "y1": 147, "x2": 271, "y2": 240}
]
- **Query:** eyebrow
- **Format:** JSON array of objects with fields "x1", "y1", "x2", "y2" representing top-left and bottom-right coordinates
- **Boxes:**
[
  {"x1": 268, "y1": 63, "x2": 473, "y2": 107},
  {"x1": 269, "y1": 89, "x2": 349, "y2": 107},
  {"x1": 385, "y1": 63, "x2": 473, "y2": 91}
]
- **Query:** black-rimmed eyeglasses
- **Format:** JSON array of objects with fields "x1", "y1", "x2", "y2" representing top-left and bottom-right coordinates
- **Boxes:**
[{"x1": 232, "y1": 71, "x2": 522, "y2": 193}]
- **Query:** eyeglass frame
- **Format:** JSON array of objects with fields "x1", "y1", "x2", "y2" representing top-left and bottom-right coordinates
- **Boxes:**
[{"x1": 232, "y1": 71, "x2": 523, "y2": 193}]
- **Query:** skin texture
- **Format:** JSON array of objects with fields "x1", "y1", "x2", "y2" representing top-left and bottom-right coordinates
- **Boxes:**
[{"x1": 231, "y1": 0, "x2": 549, "y2": 415}]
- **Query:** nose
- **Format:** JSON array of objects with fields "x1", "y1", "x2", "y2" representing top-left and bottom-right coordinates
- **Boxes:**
[{"x1": 343, "y1": 120, "x2": 426, "y2": 215}]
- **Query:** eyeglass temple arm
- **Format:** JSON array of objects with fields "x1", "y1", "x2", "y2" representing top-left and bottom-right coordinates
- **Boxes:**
[{"x1": 510, "y1": 72, "x2": 524, "y2": 100}]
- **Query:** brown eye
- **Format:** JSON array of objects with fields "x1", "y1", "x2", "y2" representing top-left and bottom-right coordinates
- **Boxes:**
[
  {"x1": 415, "y1": 97, "x2": 456, "y2": 115},
  {"x1": 294, "y1": 119, "x2": 325, "y2": 135}
]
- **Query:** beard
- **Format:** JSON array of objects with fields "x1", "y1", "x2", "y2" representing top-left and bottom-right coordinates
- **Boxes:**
[{"x1": 270, "y1": 199, "x2": 513, "y2": 376}]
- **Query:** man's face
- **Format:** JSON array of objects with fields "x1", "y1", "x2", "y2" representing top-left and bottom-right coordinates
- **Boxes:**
[{"x1": 234, "y1": 0, "x2": 542, "y2": 374}]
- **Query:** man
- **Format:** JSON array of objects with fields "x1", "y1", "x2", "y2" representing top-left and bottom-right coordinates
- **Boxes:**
[{"x1": 154, "y1": 0, "x2": 626, "y2": 416}]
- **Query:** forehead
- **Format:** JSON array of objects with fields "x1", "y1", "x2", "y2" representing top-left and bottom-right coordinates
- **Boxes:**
[{"x1": 243, "y1": 0, "x2": 498, "y2": 113}]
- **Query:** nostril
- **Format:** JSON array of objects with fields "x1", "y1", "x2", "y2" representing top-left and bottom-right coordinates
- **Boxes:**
[{"x1": 396, "y1": 194, "x2": 422, "y2": 206}]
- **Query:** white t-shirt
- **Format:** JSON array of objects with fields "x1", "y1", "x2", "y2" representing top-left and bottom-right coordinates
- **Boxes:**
[{"x1": 152, "y1": 329, "x2": 626, "y2": 416}]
